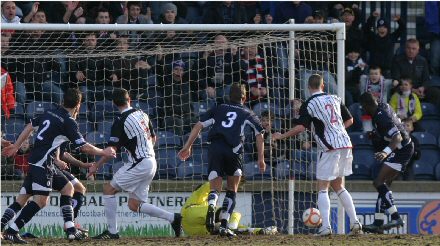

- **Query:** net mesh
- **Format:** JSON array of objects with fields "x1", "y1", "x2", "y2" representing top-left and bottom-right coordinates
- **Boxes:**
[{"x1": 1, "y1": 27, "x2": 338, "y2": 235}]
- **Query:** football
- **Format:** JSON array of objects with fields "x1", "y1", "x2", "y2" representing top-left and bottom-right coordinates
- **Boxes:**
[{"x1": 302, "y1": 208, "x2": 322, "y2": 228}]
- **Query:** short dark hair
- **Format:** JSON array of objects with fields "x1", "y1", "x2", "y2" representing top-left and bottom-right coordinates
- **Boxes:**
[
  {"x1": 369, "y1": 65, "x2": 382, "y2": 72},
  {"x1": 308, "y1": 74, "x2": 323, "y2": 89},
  {"x1": 229, "y1": 83, "x2": 246, "y2": 104},
  {"x1": 63, "y1": 88, "x2": 82, "y2": 108},
  {"x1": 400, "y1": 77, "x2": 413, "y2": 85},
  {"x1": 113, "y1": 88, "x2": 130, "y2": 107},
  {"x1": 261, "y1": 110, "x2": 274, "y2": 120},
  {"x1": 127, "y1": 2, "x2": 141, "y2": 10},
  {"x1": 359, "y1": 92, "x2": 377, "y2": 107}
]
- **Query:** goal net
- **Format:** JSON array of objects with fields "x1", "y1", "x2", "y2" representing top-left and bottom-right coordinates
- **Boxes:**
[{"x1": 1, "y1": 23, "x2": 345, "y2": 237}]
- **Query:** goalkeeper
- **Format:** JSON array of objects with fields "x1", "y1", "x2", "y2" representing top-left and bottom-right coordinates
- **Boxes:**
[{"x1": 181, "y1": 182, "x2": 278, "y2": 236}]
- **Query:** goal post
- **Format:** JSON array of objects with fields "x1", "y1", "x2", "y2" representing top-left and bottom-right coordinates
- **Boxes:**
[{"x1": 1, "y1": 22, "x2": 345, "y2": 236}]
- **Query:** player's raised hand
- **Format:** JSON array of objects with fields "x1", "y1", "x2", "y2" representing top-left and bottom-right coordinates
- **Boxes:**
[
  {"x1": 87, "y1": 163, "x2": 98, "y2": 178},
  {"x1": 258, "y1": 159, "x2": 266, "y2": 173},
  {"x1": 102, "y1": 146, "x2": 116, "y2": 158},
  {"x1": 177, "y1": 147, "x2": 192, "y2": 161},
  {"x1": 82, "y1": 162, "x2": 94, "y2": 169},
  {"x1": 2, "y1": 144, "x2": 18, "y2": 157},
  {"x1": 375, "y1": 151, "x2": 388, "y2": 161}
]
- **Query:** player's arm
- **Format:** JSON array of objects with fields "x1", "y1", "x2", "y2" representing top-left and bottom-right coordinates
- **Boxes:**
[
  {"x1": 2, "y1": 123, "x2": 34, "y2": 157},
  {"x1": 178, "y1": 122, "x2": 204, "y2": 161},
  {"x1": 255, "y1": 133, "x2": 266, "y2": 173},
  {"x1": 374, "y1": 117, "x2": 403, "y2": 161},
  {"x1": 273, "y1": 124, "x2": 306, "y2": 140},
  {"x1": 79, "y1": 143, "x2": 115, "y2": 157},
  {"x1": 61, "y1": 152, "x2": 93, "y2": 169},
  {"x1": 88, "y1": 146, "x2": 117, "y2": 177},
  {"x1": 341, "y1": 103, "x2": 353, "y2": 128},
  {"x1": 273, "y1": 102, "x2": 309, "y2": 140}
]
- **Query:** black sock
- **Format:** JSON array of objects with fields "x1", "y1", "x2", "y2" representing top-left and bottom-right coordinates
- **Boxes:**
[
  {"x1": 207, "y1": 190, "x2": 219, "y2": 207},
  {"x1": 72, "y1": 192, "x2": 84, "y2": 220},
  {"x1": 60, "y1": 195, "x2": 74, "y2": 228},
  {"x1": 220, "y1": 190, "x2": 236, "y2": 228},
  {"x1": 1, "y1": 202, "x2": 22, "y2": 231},
  {"x1": 5, "y1": 201, "x2": 41, "y2": 234},
  {"x1": 373, "y1": 194, "x2": 386, "y2": 226},
  {"x1": 377, "y1": 184, "x2": 400, "y2": 220}
]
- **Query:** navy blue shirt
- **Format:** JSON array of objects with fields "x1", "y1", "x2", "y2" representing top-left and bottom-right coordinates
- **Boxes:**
[
  {"x1": 29, "y1": 107, "x2": 86, "y2": 168},
  {"x1": 372, "y1": 103, "x2": 411, "y2": 148},
  {"x1": 200, "y1": 103, "x2": 264, "y2": 153}
]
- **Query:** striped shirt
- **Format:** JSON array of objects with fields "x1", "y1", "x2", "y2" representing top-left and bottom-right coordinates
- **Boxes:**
[
  {"x1": 297, "y1": 92, "x2": 352, "y2": 151},
  {"x1": 108, "y1": 107, "x2": 155, "y2": 164}
]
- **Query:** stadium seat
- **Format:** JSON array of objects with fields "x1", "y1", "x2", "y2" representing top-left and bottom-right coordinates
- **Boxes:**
[
  {"x1": 275, "y1": 160, "x2": 294, "y2": 180},
  {"x1": 77, "y1": 116, "x2": 93, "y2": 136},
  {"x1": 348, "y1": 103, "x2": 363, "y2": 132},
  {"x1": 349, "y1": 132, "x2": 372, "y2": 147},
  {"x1": 412, "y1": 161, "x2": 436, "y2": 180},
  {"x1": 112, "y1": 161, "x2": 124, "y2": 174},
  {"x1": 435, "y1": 162, "x2": 440, "y2": 181},
  {"x1": 419, "y1": 117, "x2": 440, "y2": 138},
  {"x1": 131, "y1": 99, "x2": 154, "y2": 116},
  {"x1": 243, "y1": 161, "x2": 273, "y2": 180},
  {"x1": 3, "y1": 117, "x2": 26, "y2": 141},
  {"x1": 192, "y1": 101, "x2": 214, "y2": 116},
  {"x1": 182, "y1": 132, "x2": 210, "y2": 146},
  {"x1": 252, "y1": 102, "x2": 278, "y2": 117},
  {"x1": 90, "y1": 100, "x2": 119, "y2": 122},
  {"x1": 291, "y1": 149, "x2": 318, "y2": 164},
  {"x1": 96, "y1": 119, "x2": 115, "y2": 133},
  {"x1": 155, "y1": 148, "x2": 181, "y2": 179},
  {"x1": 156, "y1": 131, "x2": 182, "y2": 147},
  {"x1": 79, "y1": 102, "x2": 89, "y2": 117},
  {"x1": 411, "y1": 132, "x2": 437, "y2": 147},
  {"x1": 346, "y1": 162, "x2": 371, "y2": 180},
  {"x1": 85, "y1": 131, "x2": 109, "y2": 146},
  {"x1": 190, "y1": 145, "x2": 209, "y2": 164},
  {"x1": 418, "y1": 147, "x2": 440, "y2": 166},
  {"x1": 421, "y1": 103, "x2": 439, "y2": 117},
  {"x1": 13, "y1": 103, "x2": 25, "y2": 116},
  {"x1": 352, "y1": 146, "x2": 376, "y2": 168},
  {"x1": 26, "y1": 101, "x2": 55, "y2": 119},
  {"x1": 176, "y1": 160, "x2": 207, "y2": 180}
]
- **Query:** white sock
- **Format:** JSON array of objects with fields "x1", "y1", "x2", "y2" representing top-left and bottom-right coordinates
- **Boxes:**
[
  {"x1": 138, "y1": 203, "x2": 174, "y2": 223},
  {"x1": 104, "y1": 195, "x2": 118, "y2": 234},
  {"x1": 317, "y1": 190, "x2": 331, "y2": 229},
  {"x1": 337, "y1": 189, "x2": 358, "y2": 225}
]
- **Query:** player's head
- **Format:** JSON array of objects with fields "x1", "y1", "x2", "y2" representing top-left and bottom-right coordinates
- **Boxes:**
[
  {"x1": 308, "y1": 74, "x2": 324, "y2": 92},
  {"x1": 113, "y1": 88, "x2": 131, "y2": 108},
  {"x1": 63, "y1": 88, "x2": 82, "y2": 118},
  {"x1": 229, "y1": 83, "x2": 246, "y2": 104},
  {"x1": 359, "y1": 92, "x2": 378, "y2": 116}
]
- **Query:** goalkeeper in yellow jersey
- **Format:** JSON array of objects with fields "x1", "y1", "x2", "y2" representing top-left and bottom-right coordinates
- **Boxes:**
[{"x1": 181, "y1": 182, "x2": 278, "y2": 236}]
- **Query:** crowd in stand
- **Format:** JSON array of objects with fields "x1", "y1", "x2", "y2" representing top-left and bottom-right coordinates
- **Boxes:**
[{"x1": 2, "y1": 1, "x2": 440, "y2": 181}]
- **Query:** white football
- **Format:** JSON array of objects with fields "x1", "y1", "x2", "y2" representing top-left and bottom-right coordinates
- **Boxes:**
[{"x1": 302, "y1": 208, "x2": 322, "y2": 228}]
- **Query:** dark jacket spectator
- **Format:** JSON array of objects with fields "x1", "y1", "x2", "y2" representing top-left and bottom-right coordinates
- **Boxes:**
[
  {"x1": 273, "y1": 1, "x2": 312, "y2": 24},
  {"x1": 116, "y1": 2, "x2": 153, "y2": 48},
  {"x1": 343, "y1": 8, "x2": 364, "y2": 55},
  {"x1": 364, "y1": 12, "x2": 405, "y2": 76},
  {"x1": 202, "y1": 2, "x2": 247, "y2": 24},
  {"x1": 425, "y1": 2, "x2": 440, "y2": 76},
  {"x1": 158, "y1": 3, "x2": 188, "y2": 24}
]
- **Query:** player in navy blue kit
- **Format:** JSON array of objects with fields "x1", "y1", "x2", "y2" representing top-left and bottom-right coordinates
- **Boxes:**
[
  {"x1": 1, "y1": 88, "x2": 115, "y2": 243},
  {"x1": 360, "y1": 92, "x2": 414, "y2": 233},
  {"x1": 178, "y1": 83, "x2": 266, "y2": 237}
]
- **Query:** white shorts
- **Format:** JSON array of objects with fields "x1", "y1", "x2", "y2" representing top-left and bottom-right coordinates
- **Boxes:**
[
  {"x1": 316, "y1": 148, "x2": 353, "y2": 181},
  {"x1": 110, "y1": 157, "x2": 157, "y2": 203}
]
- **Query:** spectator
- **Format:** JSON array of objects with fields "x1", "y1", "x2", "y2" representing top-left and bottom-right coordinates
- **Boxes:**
[
  {"x1": 1, "y1": 1, "x2": 20, "y2": 23},
  {"x1": 106, "y1": 1, "x2": 125, "y2": 24},
  {"x1": 345, "y1": 45, "x2": 367, "y2": 104},
  {"x1": 401, "y1": 119, "x2": 421, "y2": 180},
  {"x1": 116, "y1": 1, "x2": 153, "y2": 47},
  {"x1": 13, "y1": 137, "x2": 31, "y2": 180},
  {"x1": 95, "y1": 8, "x2": 117, "y2": 50},
  {"x1": 237, "y1": 45, "x2": 270, "y2": 107},
  {"x1": 19, "y1": 2, "x2": 40, "y2": 23},
  {"x1": 39, "y1": 1, "x2": 84, "y2": 23},
  {"x1": 343, "y1": 8, "x2": 364, "y2": 55},
  {"x1": 389, "y1": 78, "x2": 423, "y2": 128},
  {"x1": 273, "y1": 1, "x2": 312, "y2": 24},
  {"x1": 257, "y1": 110, "x2": 287, "y2": 166},
  {"x1": 425, "y1": 2, "x2": 440, "y2": 76},
  {"x1": 1, "y1": 35, "x2": 26, "y2": 105},
  {"x1": 202, "y1": 1, "x2": 247, "y2": 24},
  {"x1": 159, "y1": 3, "x2": 187, "y2": 24},
  {"x1": 157, "y1": 60, "x2": 198, "y2": 135},
  {"x1": 390, "y1": 38, "x2": 440, "y2": 109},
  {"x1": 364, "y1": 11, "x2": 405, "y2": 78},
  {"x1": 111, "y1": 35, "x2": 152, "y2": 99},
  {"x1": 1, "y1": 67, "x2": 16, "y2": 119},
  {"x1": 72, "y1": 32, "x2": 116, "y2": 101},
  {"x1": 328, "y1": 2, "x2": 344, "y2": 23},
  {"x1": 360, "y1": 66, "x2": 393, "y2": 103},
  {"x1": 264, "y1": 10, "x2": 273, "y2": 24}
]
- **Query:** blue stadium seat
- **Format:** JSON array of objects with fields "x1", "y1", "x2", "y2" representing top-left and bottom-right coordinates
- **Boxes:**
[
  {"x1": 90, "y1": 100, "x2": 119, "y2": 122},
  {"x1": 419, "y1": 117, "x2": 440, "y2": 138},
  {"x1": 96, "y1": 119, "x2": 115, "y2": 133},
  {"x1": 275, "y1": 160, "x2": 295, "y2": 180},
  {"x1": 112, "y1": 161, "x2": 124, "y2": 174},
  {"x1": 176, "y1": 160, "x2": 207, "y2": 180},
  {"x1": 252, "y1": 102, "x2": 278, "y2": 117},
  {"x1": 435, "y1": 162, "x2": 440, "y2": 181},
  {"x1": 291, "y1": 149, "x2": 318, "y2": 164},
  {"x1": 13, "y1": 103, "x2": 25, "y2": 116},
  {"x1": 155, "y1": 148, "x2": 181, "y2": 179},
  {"x1": 418, "y1": 147, "x2": 440, "y2": 166},
  {"x1": 131, "y1": 99, "x2": 154, "y2": 116},
  {"x1": 192, "y1": 101, "x2": 214, "y2": 116},
  {"x1": 349, "y1": 132, "x2": 372, "y2": 146},
  {"x1": 77, "y1": 116, "x2": 93, "y2": 136},
  {"x1": 85, "y1": 131, "x2": 109, "y2": 146},
  {"x1": 3, "y1": 117, "x2": 26, "y2": 141},
  {"x1": 26, "y1": 101, "x2": 55, "y2": 119},
  {"x1": 348, "y1": 103, "x2": 363, "y2": 132},
  {"x1": 411, "y1": 132, "x2": 437, "y2": 147},
  {"x1": 191, "y1": 145, "x2": 209, "y2": 164},
  {"x1": 243, "y1": 161, "x2": 273, "y2": 180},
  {"x1": 413, "y1": 161, "x2": 436, "y2": 180},
  {"x1": 352, "y1": 146, "x2": 375, "y2": 168},
  {"x1": 346, "y1": 163, "x2": 371, "y2": 180},
  {"x1": 182, "y1": 132, "x2": 210, "y2": 146},
  {"x1": 156, "y1": 131, "x2": 182, "y2": 147},
  {"x1": 421, "y1": 103, "x2": 439, "y2": 117},
  {"x1": 79, "y1": 102, "x2": 89, "y2": 117}
]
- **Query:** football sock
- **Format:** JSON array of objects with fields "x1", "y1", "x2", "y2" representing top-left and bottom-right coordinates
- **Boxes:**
[
  {"x1": 317, "y1": 190, "x2": 330, "y2": 229},
  {"x1": 138, "y1": 202, "x2": 174, "y2": 223},
  {"x1": 377, "y1": 184, "x2": 400, "y2": 220},
  {"x1": 1, "y1": 202, "x2": 22, "y2": 231},
  {"x1": 337, "y1": 188, "x2": 358, "y2": 225},
  {"x1": 60, "y1": 195, "x2": 75, "y2": 229},
  {"x1": 208, "y1": 190, "x2": 219, "y2": 207},
  {"x1": 220, "y1": 190, "x2": 236, "y2": 228},
  {"x1": 6, "y1": 201, "x2": 41, "y2": 234},
  {"x1": 72, "y1": 192, "x2": 84, "y2": 220},
  {"x1": 104, "y1": 195, "x2": 118, "y2": 234},
  {"x1": 373, "y1": 194, "x2": 386, "y2": 226}
]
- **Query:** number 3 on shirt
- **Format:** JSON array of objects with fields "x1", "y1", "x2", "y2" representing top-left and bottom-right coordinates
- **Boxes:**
[
  {"x1": 222, "y1": 112, "x2": 237, "y2": 128},
  {"x1": 325, "y1": 104, "x2": 338, "y2": 123}
]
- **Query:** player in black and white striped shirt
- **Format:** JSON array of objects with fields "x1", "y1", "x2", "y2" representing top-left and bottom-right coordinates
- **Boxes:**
[
  {"x1": 273, "y1": 74, "x2": 361, "y2": 236},
  {"x1": 89, "y1": 89, "x2": 182, "y2": 239}
]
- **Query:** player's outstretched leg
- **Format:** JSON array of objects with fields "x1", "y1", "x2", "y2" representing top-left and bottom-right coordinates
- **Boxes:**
[
  {"x1": 4, "y1": 200, "x2": 44, "y2": 244},
  {"x1": 218, "y1": 190, "x2": 237, "y2": 238},
  {"x1": 93, "y1": 193, "x2": 120, "y2": 239},
  {"x1": 1, "y1": 202, "x2": 22, "y2": 232},
  {"x1": 135, "y1": 201, "x2": 182, "y2": 237},
  {"x1": 315, "y1": 189, "x2": 332, "y2": 236},
  {"x1": 206, "y1": 190, "x2": 219, "y2": 233},
  {"x1": 72, "y1": 181, "x2": 89, "y2": 235},
  {"x1": 363, "y1": 194, "x2": 386, "y2": 234}
]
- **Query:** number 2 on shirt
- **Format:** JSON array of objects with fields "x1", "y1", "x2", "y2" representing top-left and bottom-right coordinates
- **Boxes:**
[{"x1": 325, "y1": 104, "x2": 338, "y2": 123}]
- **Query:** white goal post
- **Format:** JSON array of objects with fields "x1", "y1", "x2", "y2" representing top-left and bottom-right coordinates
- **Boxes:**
[{"x1": 1, "y1": 22, "x2": 346, "y2": 236}]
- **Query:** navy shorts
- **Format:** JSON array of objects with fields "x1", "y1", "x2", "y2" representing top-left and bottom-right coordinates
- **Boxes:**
[
  {"x1": 383, "y1": 142, "x2": 414, "y2": 172},
  {"x1": 207, "y1": 139, "x2": 243, "y2": 180},
  {"x1": 21, "y1": 165, "x2": 70, "y2": 196}
]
